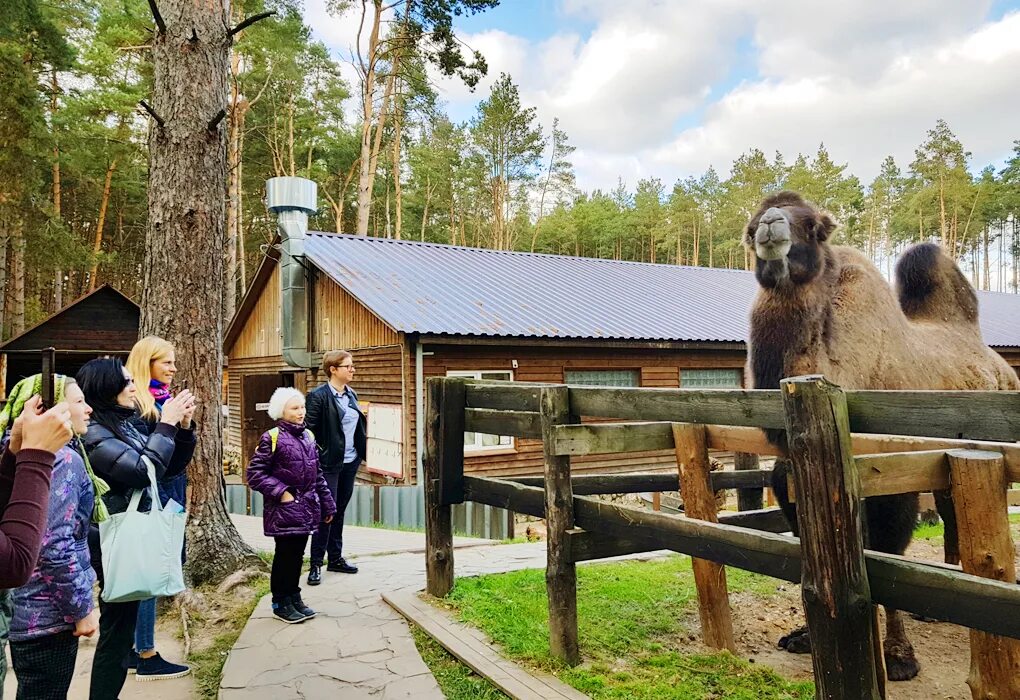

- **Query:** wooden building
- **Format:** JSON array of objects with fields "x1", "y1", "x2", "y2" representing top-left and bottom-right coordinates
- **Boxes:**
[
  {"x1": 0, "y1": 285, "x2": 140, "y2": 394},
  {"x1": 223, "y1": 233, "x2": 1020, "y2": 485}
]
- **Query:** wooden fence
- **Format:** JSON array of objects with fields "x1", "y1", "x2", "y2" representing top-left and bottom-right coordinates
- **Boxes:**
[{"x1": 423, "y1": 376, "x2": 1020, "y2": 700}]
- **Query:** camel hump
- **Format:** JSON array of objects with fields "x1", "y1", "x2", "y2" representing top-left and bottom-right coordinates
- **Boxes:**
[{"x1": 895, "y1": 242, "x2": 978, "y2": 325}]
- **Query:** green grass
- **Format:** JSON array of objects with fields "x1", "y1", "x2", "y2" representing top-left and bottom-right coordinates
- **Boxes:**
[
  {"x1": 190, "y1": 576, "x2": 272, "y2": 699},
  {"x1": 914, "y1": 512, "x2": 1020, "y2": 541},
  {"x1": 431, "y1": 555, "x2": 814, "y2": 700},
  {"x1": 411, "y1": 625, "x2": 509, "y2": 699}
]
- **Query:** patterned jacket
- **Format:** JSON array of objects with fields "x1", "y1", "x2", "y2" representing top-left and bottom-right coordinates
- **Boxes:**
[{"x1": 10, "y1": 442, "x2": 96, "y2": 641}]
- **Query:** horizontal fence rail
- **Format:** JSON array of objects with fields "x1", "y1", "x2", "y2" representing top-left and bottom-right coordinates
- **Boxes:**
[{"x1": 462, "y1": 475, "x2": 1020, "y2": 640}]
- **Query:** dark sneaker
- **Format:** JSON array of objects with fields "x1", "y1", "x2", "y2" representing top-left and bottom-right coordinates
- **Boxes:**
[
  {"x1": 292, "y1": 596, "x2": 316, "y2": 619},
  {"x1": 135, "y1": 653, "x2": 191, "y2": 681},
  {"x1": 326, "y1": 558, "x2": 358, "y2": 574},
  {"x1": 307, "y1": 564, "x2": 322, "y2": 586},
  {"x1": 272, "y1": 600, "x2": 307, "y2": 624},
  {"x1": 125, "y1": 649, "x2": 139, "y2": 675}
]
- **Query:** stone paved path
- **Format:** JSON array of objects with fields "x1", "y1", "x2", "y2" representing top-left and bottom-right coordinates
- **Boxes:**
[{"x1": 220, "y1": 538, "x2": 671, "y2": 699}]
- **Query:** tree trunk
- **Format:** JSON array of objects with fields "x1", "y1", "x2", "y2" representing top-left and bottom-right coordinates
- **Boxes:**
[
  {"x1": 355, "y1": 0, "x2": 384, "y2": 236},
  {"x1": 391, "y1": 100, "x2": 403, "y2": 240},
  {"x1": 144, "y1": 0, "x2": 263, "y2": 585},
  {"x1": 237, "y1": 125, "x2": 247, "y2": 293},
  {"x1": 51, "y1": 69, "x2": 63, "y2": 311},
  {"x1": 0, "y1": 212, "x2": 9, "y2": 338},
  {"x1": 88, "y1": 159, "x2": 117, "y2": 292},
  {"x1": 11, "y1": 217, "x2": 25, "y2": 335}
]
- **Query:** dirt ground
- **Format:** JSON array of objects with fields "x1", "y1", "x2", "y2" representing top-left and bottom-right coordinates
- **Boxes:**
[{"x1": 707, "y1": 536, "x2": 1012, "y2": 700}]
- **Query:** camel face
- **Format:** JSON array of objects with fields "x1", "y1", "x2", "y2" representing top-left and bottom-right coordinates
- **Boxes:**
[
  {"x1": 753, "y1": 207, "x2": 792, "y2": 261},
  {"x1": 745, "y1": 191, "x2": 836, "y2": 289}
]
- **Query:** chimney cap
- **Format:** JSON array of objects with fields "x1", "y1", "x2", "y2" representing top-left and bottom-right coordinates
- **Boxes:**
[{"x1": 266, "y1": 176, "x2": 317, "y2": 214}]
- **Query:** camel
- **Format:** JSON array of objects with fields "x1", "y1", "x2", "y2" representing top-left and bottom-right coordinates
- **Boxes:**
[{"x1": 743, "y1": 190, "x2": 1020, "y2": 681}]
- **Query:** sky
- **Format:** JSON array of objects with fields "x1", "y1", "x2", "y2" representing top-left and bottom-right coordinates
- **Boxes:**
[{"x1": 302, "y1": 0, "x2": 1020, "y2": 193}]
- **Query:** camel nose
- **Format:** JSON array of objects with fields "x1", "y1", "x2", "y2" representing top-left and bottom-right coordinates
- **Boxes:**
[{"x1": 759, "y1": 207, "x2": 786, "y2": 227}]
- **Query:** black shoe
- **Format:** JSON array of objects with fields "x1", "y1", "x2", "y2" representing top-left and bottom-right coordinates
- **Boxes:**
[
  {"x1": 307, "y1": 565, "x2": 322, "y2": 586},
  {"x1": 326, "y1": 558, "x2": 358, "y2": 574},
  {"x1": 272, "y1": 600, "x2": 307, "y2": 624},
  {"x1": 135, "y1": 652, "x2": 191, "y2": 681},
  {"x1": 292, "y1": 595, "x2": 316, "y2": 619},
  {"x1": 125, "y1": 649, "x2": 139, "y2": 675}
]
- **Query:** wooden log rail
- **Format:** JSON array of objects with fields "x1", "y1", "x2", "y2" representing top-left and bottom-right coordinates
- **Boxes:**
[{"x1": 461, "y1": 474, "x2": 1020, "y2": 641}]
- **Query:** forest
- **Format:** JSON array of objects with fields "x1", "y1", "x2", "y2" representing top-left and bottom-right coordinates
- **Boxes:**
[{"x1": 2, "y1": 0, "x2": 1018, "y2": 343}]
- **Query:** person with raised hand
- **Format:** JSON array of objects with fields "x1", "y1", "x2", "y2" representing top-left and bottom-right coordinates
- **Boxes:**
[
  {"x1": 76, "y1": 358, "x2": 192, "y2": 699},
  {"x1": 124, "y1": 336, "x2": 197, "y2": 681},
  {"x1": 0, "y1": 393, "x2": 73, "y2": 691},
  {"x1": 3, "y1": 375, "x2": 107, "y2": 700}
]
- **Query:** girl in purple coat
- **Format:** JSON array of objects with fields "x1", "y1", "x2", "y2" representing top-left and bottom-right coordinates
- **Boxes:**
[{"x1": 246, "y1": 388, "x2": 336, "y2": 624}]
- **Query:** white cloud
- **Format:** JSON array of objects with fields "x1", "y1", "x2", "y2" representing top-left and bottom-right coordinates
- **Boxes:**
[{"x1": 302, "y1": 0, "x2": 1020, "y2": 192}]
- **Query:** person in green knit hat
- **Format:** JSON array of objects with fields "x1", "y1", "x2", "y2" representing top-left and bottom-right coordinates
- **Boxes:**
[{"x1": 0, "y1": 373, "x2": 109, "y2": 699}]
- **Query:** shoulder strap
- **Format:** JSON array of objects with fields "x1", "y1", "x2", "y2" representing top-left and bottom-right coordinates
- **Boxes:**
[
  {"x1": 305, "y1": 429, "x2": 314, "y2": 442},
  {"x1": 269, "y1": 427, "x2": 280, "y2": 452}
]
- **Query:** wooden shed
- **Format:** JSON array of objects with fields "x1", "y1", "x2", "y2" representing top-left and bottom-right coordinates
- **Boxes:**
[
  {"x1": 223, "y1": 233, "x2": 1020, "y2": 486},
  {"x1": 0, "y1": 285, "x2": 140, "y2": 394}
]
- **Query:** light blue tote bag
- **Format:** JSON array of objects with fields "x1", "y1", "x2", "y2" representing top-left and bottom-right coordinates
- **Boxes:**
[{"x1": 99, "y1": 456, "x2": 186, "y2": 603}]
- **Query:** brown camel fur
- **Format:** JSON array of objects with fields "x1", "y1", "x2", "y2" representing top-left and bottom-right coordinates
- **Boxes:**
[{"x1": 743, "y1": 190, "x2": 1019, "y2": 682}]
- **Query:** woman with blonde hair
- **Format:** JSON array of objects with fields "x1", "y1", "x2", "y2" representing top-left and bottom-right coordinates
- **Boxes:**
[{"x1": 121, "y1": 335, "x2": 195, "y2": 681}]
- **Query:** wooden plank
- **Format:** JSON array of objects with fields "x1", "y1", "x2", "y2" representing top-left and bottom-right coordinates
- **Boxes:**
[
  {"x1": 465, "y1": 408, "x2": 543, "y2": 439},
  {"x1": 424, "y1": 377, "x2": 455, "y2": 596},
  {"x1": 781, "y1": 376, "x2": 882, "y2": 699},
  {"x1": 569, "y1": 493, "x2": 1020, "y2": 640},
  {"x1": 464, "y1": 381, "x2": 544, "y2": 411},
  {"x1": 845, "y1": 390, "x2": 1020, "y2": 442},
  {"x1": 712, "y1": 469, "x2": 772, "y2": 490},
  {"x1": 553, "y1": 421, "x2": 675, "y2": 456},
  {"x1": 435, "y1": 377, "x2": 466, "y2": 506},
  {"x1": 948, "y1": 449, "x2": 1020, "y2": 699},
  {"x1": 674, "y1": 422, "x2": 735, "y2": 652},
  {"x1": 464, "y1": 476, "x2": 545, "y2": 518},
  {"x1": 383, "y1": 591, "x2": 588, "y2": 700},
  {"x1": 856, "y1": 450, "x2": 950, "y2": 497},
  {"x1": 541, "y1": 385, "x2": 580, "y2": 666},
  {"x1": 511, "y1": 472, "x2": 678, "y2": 494},
  {"x1": 718, "y1": 507, "x2": 790, "y2": 533},
  {"x1": 568, "y1": 387, "x2": 785, "y2": 429}
]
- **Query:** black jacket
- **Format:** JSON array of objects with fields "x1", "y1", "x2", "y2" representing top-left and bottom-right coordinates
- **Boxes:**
[
  {"x1": 82, "y1": 419, "x2": 193, "y2": 515},
  {"x1": 305, "y1": 382, "x2": 367, "y2": 471}
]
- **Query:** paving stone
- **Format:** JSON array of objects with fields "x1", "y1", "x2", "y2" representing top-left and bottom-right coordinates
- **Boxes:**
[
  {"x1": 317, "y1": 659, "x2": 388, "y2": 684},
  {"x1": 380, "y1": 675, "x2": 443, "y2": 699},
  {"x1": 384, "y1": 655, "x2": 430, "y2": 678}
]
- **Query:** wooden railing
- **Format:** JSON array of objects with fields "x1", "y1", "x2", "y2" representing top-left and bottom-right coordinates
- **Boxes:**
[{"x1": 423, "y1": 376, "x2": 1020, "y2": 700}]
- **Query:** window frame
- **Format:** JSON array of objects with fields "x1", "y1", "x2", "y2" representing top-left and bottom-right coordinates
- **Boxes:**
[
  {"x1": 679, "y1": 367, "x2": 744, "y2": 389},
  {"x1": 446, "y1": 369, "x2": 516, "y2": 454},
  {"x1": 562, "y1": 368, "x2": 642, "y2": 388}
]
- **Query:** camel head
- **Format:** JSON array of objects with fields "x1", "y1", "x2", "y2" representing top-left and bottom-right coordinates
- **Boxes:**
[{"x1": 744, "y1": 191, "x2": 837, "y2": 289}]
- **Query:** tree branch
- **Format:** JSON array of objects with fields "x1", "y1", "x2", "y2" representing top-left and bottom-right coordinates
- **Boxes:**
[
  {"x1": 207, "y1": 109, "x2": 227, "y2": 132},
  {"x1": 229, "y1": 10, "x2": 276, "y2": 37},
  {"x1": 147, "y1": 0, "x2": 166, "y2": 34},
  {"x1": 138, "y1": 100, "x2": 165, "y2": 128}
]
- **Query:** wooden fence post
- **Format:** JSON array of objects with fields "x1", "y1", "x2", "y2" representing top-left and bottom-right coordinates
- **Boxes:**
[
  {"x1": 781, "y1": 375, "x2": 882, "y2": 700},
  {"x1": 673, "y1": 422, "x2": 736, "y2": 652},
  {"x1": 424, "y1": 376, "x2": 465, "y2": 597},
  {"x1": 734, "y1": 452, "x2": 764, "y2": 511},
  {"x1": 947, "y1": 449, "x2": 1020, "y2": 700},
  {"x1": 541, "y1": 385, "x2": 579, "y2": 666}
]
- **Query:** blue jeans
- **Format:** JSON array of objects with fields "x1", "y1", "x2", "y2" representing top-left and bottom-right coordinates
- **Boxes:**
[{"x1": 134, "y1": 598, "x2": 156, "y2": 653}]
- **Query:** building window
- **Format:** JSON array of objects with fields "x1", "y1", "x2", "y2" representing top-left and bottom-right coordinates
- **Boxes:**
[
  {"x1": 446, "y1": 370, "x2": 514, "y2": 452},
  {"x1": 564, "y1": 369, "x2": 640, "y2": 387},
  {"x1": 680, "y1": 368, "x2": 743, "y2": 388}
]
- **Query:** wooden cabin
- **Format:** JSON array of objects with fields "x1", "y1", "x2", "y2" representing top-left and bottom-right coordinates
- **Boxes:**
[
  {"x1": 223, "y1": 233, "x2": 1020, "y2": 485},
  {"x1": 0, "y1": 285, "x2": 140, "y2": 394}
]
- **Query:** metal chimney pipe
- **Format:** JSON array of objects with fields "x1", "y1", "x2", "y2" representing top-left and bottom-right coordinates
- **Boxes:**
[{"x1": 266, "y1": 176, "x2": 317, "y2": 369}]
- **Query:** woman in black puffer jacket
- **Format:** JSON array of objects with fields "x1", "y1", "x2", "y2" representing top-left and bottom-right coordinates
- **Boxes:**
[{"x1": 76, "y1": 357, "x2": 196, "y2": 700}]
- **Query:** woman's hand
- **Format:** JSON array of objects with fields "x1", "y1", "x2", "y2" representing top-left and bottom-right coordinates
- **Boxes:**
[
  {"x1": 280, "y1": 490, "x2": 295, "y2": 503},
  {"x1": 74, "y1": 608, "x2": 99, "y2": 638},
  {"x1": 180, "y1": 392, "x2": 197, "y2": 429},
  {"x1": 323, "y1": 514, "x2": 334, "y2": 524},
  {"x1": 160, "y1": 389, "x2": 194, "y2": 426}
]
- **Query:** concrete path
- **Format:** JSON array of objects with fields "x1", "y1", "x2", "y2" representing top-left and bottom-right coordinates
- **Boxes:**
[{"x1": 220, "y1": 538, "x2": 671, "y2": 699}]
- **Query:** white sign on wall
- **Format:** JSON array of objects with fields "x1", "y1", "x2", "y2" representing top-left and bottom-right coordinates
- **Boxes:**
[{"x1": 366, "y1": 404, "x2": 403, "y2": 478}]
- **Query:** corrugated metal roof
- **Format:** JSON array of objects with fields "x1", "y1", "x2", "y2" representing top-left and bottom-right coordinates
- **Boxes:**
[{"x1": 303, "y1": 233, "x2": 1020, "y2": 347}]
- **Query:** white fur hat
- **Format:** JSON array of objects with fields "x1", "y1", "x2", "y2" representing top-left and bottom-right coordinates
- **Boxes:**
[{"x1": 267, "y1": 387, "x2": 304, "y2": 420}]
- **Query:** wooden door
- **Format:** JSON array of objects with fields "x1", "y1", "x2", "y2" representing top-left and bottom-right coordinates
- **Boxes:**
[{"x1": 241, "y1": 373, "x2": 287, "y2": 481}]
